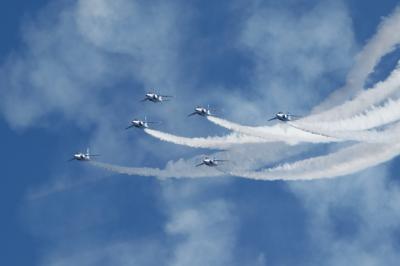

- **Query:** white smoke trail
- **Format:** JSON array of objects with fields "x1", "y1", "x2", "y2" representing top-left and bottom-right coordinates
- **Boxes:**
[
  {"x1": 289, "y1": 121, "x2": 400, "y2": 144},
  {"x1": 230, "y1": 142, "x2": 400, "y2": 181},
  {"x1": 89, "y1": 161, "x2": 224, "y2": 179},
  {"x1": 206, "y1": 116, "x2": 338, "y2": 144},
  {"x1": 91, "y1": 140, "x2": 400, "y2": 181},
  {"x1": 305, "y1": 65, "x2": 400, "y2": 122},
  {"x1": 144, "y1": 128, "x2": 267, "y2": 149},
  {"x1": 313, "y1": 7, "x2": 400, "y2": 114},
  {"x1": 294, "y1": 97, "x2": 400, "y2": 132},
  {"x1": 89, "y1": 142, "x2": 313, "y2": 180}
]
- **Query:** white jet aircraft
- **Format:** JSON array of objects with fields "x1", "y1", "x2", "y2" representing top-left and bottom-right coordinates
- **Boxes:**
[
  {"x1": 126, "y1": 117, "x2": 160, "y2": 129},
  {"x1": 69, "y1": 148, "x2": 99, "y2": 161},
  {"x1": 141, "y1": 91, "x2": 173, "y2": 103},
  {"x1": 268, "y1": 112, "x2": 301, "y2": 122},
  {"x1": 196, "y1": 157, "x2": 228, "y2": 167},
  {"x1": 188, "y1": 105, "x2": 212, "y2": 117}
]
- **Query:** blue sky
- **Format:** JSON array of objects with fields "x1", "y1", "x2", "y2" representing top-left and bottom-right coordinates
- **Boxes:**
[{"x1": 1, "y1": 0, "x2": 400, "y2": 265}]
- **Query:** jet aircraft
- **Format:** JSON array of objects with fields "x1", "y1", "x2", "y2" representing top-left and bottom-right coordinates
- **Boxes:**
[
  {"x1": 141, "y1": 91, "x2": 173, "y2": 103},
  {"x1": 268, "y1": 112, "x2": 301, "y2": 122},
  {"x1": 195, "y1": 157, "x2": 228, "y2": 167},
  {"x1": 69, "y1": 148, "x2": 99, "y2": 161},
  {"x1": 126, "y1": 117, "x2": 160, "y2": 129},
  {"x1": 188, "y1": 105, "x2": 212, "y2": 117}
]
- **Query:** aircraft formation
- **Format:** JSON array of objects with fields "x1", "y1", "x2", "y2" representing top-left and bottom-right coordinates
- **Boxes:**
[{"x1": 71, "y1": 90, "x2": 300, "y2": 168}]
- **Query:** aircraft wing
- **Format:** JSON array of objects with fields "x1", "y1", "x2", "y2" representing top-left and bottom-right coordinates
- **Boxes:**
[
  {"x1": 67, "y1": 158, "x2": 76, "y2": 162},
  {"x1": 268, "y1": 117, "x2": 278, "y2": 121},
  {"x1": 195, "y1": 162, "x2": 205, "y2": 167},
  {"x1": 187, "y1": 112, "x2": 197, "y2": 117},
  {"x1": 125, "y1": 125, "x2": 135, "y2": 130},
  {"x1": 139, "y1": 98, "x2": 149, "y2": 102},
  {"x1": 215, "y1": 159, "x2": 228, "y2": 162},
  {"x1": 161, "y1": 95, "x2": 173, "y2": 97}
]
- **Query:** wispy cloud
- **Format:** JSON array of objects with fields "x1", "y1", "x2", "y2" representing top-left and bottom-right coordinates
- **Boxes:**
[{"x1": 289, "y1": 166, "x2": 400, "y2": 265}]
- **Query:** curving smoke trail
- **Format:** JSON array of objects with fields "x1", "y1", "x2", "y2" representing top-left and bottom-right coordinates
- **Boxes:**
[
  {"x1": 289, "y1": 121, "x2": 400, "y2": 143},
  {"x1": 206, "y1": 116, "x2": 338, "y2": 144},
  {"x1": 90, "y1": 140, "x2": 400, "y2": 181},
  {"x1": 230, "y1": 142, "x2": 400, "y2": 181},
  {"x1": 144, "y1": 94, "x2": 400, "y2": 149},
  {"x1": 304, "y1": 65, "x2": 400, "y2": 122},
  {"x1": 144, "y1": 128, "x2": 267, "y2": 149},
  {"x1": 89, "y1": 142, "x2": 314, "y2": 180},
  {"x1": 313, "y1": 7, "x2": 400, "y2": 114},
  {"x1": 89, "y1": 161, "x2": 224, "y2": 179},
  {"x1": 293, "y1": 97, "x2": 400, "y2": 132}
]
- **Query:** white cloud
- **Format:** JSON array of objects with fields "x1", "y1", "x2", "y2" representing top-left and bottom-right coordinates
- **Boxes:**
[
  {"x1": 163, "y1": 182, "x2": 236, "y2": 266},
  {"x1": 237, "y1": 0, "x2": 355, "y2": 114},
  {"x1": 75, "y1": 0, "x2": 182, "y2": 87},
  {"x1": 289, "y1": 165, "x2": 400, "y2": 265},
  {"x1": 41, "y1": 240, "x2": 167, "y2": 266}
]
